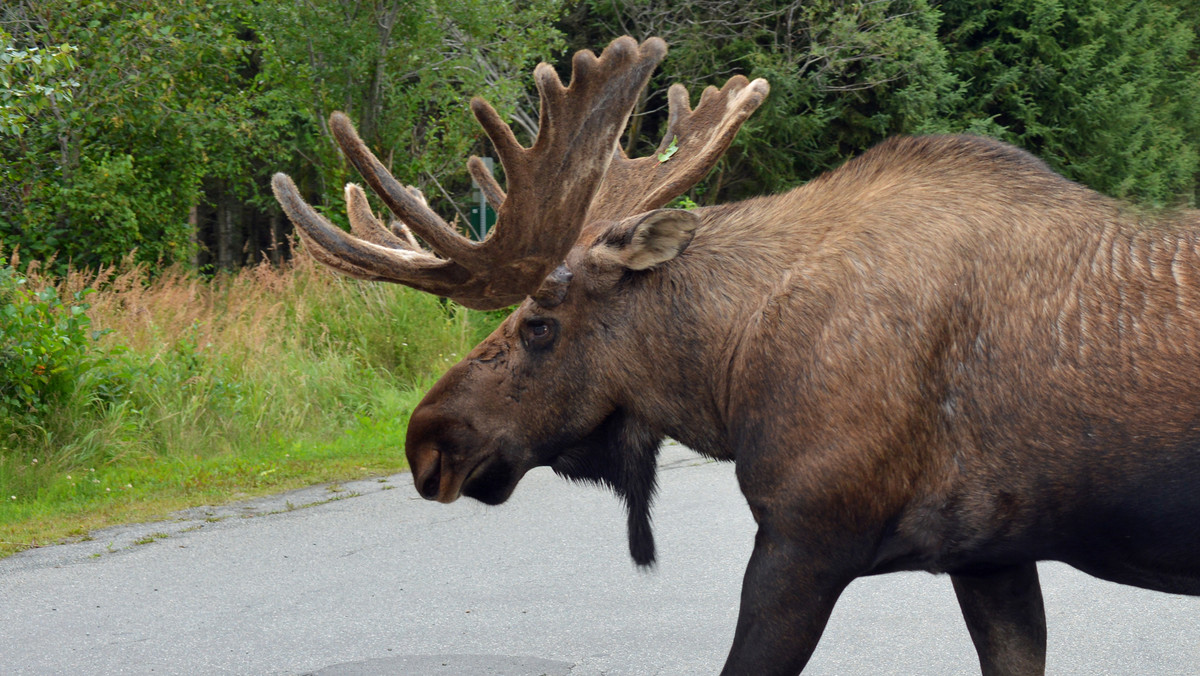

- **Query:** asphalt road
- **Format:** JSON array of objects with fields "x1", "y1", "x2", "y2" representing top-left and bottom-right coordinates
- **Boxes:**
[{"x1": 1, "y1": 443, "x2": 1197, "y2": 675}]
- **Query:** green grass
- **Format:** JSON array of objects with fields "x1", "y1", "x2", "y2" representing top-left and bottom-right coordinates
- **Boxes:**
[{"x1": 0, "y1": 253, "x2": 504, "y2": 557}]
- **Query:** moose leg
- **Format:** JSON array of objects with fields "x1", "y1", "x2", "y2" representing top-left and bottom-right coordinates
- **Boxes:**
[
  {"x1": 951, "y1": 563, "x2": 1046, "y2": 676},
  {"x1": 719, "y1": 529, "x2": 851, "y2": 676}
]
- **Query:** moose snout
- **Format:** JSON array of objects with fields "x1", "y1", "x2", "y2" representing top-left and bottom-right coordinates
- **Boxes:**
[{"x1": 406, "y1": 404, "x2": 474, "y2": 503}]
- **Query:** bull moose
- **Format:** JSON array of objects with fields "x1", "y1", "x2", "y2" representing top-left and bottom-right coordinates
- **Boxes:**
[{"x1": 272, "y1": 36, "x2": 1200, "y2": 675}]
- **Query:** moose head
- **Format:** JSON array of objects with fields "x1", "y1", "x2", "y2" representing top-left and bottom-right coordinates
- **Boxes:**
[{"x1": 272, "y1": 37, "x2": 768, "y2": 566}]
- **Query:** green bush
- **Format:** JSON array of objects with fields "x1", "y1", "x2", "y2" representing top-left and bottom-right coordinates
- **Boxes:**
[{"x1": 0, "y1": 258, "x2": 107, "y2": 430}]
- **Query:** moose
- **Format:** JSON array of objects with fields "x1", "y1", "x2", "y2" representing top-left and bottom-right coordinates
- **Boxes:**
[{"x1": 272, "y1": 36, "x2": 1200, "y2": 675}]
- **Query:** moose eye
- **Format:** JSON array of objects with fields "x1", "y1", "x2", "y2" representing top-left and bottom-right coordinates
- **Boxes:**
[{"x1": 521, "y1": 317, "x2": 558, "y2": 351}]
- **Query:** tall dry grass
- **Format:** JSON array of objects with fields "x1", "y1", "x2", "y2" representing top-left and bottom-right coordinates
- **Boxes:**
[{"x1": 45, "y1": 250, "x2": 479, "y2": 374}]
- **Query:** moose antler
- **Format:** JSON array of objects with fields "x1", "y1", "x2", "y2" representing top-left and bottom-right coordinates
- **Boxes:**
[
  {"x1": 465, "y1": 76, "x2": 769, "y2": 223},
  {"x1": 588, "y1": 75, "x2": 769, "y2": 221},
  {"x1": 272, "y1": 37, "x2": 767, "y2": 309}
]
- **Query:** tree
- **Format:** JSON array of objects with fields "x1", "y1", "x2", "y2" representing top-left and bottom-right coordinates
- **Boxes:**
[
  {"x1": 0, "y1": 0, "x2": 252, "y2": 269},
  {"x1": 940, "y1": 0, "x2": 1200, "y2": 205},
  {"x1": 0, "y1": 0, "x2": 567, "y2": 273},
  {"x1": 0, "y1": 29, "x2": 77, "y2": 137},
  {"x1": 251, "y1": 0, "x2": 565, "y2": 246},
  {"x1": 567, "y1": 0, "x2": 1200, "y2": 206},
  {"x1": 562, "y1": 0, "x2": 962, "y2": 202}
]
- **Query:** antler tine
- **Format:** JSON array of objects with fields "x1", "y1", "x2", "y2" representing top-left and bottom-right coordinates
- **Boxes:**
[
  {"x1": 330, "y1": 113, "x2": 481, "y2": 265},
  {"x1": 467, "y1": 156, "x2": 505, "y2": 211},
  {"x1": 344, "y1": 183, "x2": 418, "y2": 251},
  {"x1": 588, "y1": 75, "x2": 770, "y2": 222}
]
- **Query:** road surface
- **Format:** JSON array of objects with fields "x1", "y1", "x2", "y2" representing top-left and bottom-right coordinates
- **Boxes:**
[{"x1": 2, "y1": 443, "x2": 1197, "y2": 675}]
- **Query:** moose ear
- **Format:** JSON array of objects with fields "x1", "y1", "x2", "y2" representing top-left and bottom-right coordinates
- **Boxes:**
[{"x1": 611, "y1": 209, "x2": 699, "y2": 270}]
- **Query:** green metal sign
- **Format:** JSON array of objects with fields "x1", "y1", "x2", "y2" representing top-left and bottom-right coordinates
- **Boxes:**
[
  {"x1": 468, "y1": 156, "x2": 496, "y2": 240},
  {"x1": 469, "y1": 204, "x2": 497, "y2": 240}
]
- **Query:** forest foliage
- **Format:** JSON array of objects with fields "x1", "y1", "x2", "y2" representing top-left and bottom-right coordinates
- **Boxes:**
[{"x1": 3, "y1": 0, "x2": 1198, "y2": 274}]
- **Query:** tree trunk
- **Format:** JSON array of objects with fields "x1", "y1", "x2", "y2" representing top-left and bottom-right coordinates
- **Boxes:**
[
  {"x1": 707, "y1": 163, "x2": 726, "y2": 206},
  {"x1": 188, "y1": 205, "x2": 200, "y2": 268},
  {"x1": 623, "y1": 87, "x2": 649, "y2": 156},
  {"x1": 268, "y1": 210, "x2": 282, "y2": 265},
  {"x1": 216, "y1": 183, "x2": 234, "y2": 270}
]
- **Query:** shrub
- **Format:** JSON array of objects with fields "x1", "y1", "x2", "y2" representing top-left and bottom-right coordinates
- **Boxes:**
[{"x1": 0, "y1": 256, "x2": 107, "y2": 431}]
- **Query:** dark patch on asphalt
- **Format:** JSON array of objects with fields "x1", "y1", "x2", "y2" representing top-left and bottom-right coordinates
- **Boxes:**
[{"x1": 304, "y1": 654, "x2": 578, "y2": 675}]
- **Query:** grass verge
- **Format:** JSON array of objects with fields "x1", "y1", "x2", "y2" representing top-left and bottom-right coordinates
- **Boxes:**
[{"x1": 0, "y1": 252, "x2": 503, "y2": 557}]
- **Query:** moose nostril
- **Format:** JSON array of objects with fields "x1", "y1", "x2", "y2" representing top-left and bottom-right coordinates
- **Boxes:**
[{"x1": 415, "y1": 449, "x2": 442, "y2": 500}]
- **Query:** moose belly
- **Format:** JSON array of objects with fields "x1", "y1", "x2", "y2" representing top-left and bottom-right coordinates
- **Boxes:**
[{"x1": 873, "y1": 442, "x2": 1200, "y2": 593}]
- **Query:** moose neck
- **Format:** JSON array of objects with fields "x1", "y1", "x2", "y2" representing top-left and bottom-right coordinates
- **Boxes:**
[{"x1": 613, "y1": 194, "x2": 824, "y2": 461}]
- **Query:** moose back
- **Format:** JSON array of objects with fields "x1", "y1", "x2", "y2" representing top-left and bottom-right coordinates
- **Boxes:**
[{"x1": 273, "y1": 36, "x2": 1200, "y2": 676}]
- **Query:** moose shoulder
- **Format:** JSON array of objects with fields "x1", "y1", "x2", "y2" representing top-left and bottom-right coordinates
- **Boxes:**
[{"x1": 273, "y1": 36, "x2": 1200, "y2": 676}]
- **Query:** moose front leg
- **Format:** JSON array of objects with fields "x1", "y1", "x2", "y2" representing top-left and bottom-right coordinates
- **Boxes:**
[
  {"x1": 951, "y1": 563, "x2": 1047, "y2": 676},
  {"x1": 720, "y1": 526, "x2": 854, "y2": 676}
]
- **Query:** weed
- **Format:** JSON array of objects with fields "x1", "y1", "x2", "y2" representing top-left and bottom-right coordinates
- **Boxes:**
[{"x1": 132, "y1": 532, "x2": 169, "y2": 546}]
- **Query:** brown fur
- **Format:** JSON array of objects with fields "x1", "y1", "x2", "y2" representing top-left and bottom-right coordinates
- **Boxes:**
[{"x1": 406, "y1": 133, "x2": 1200, "y2": 675}]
